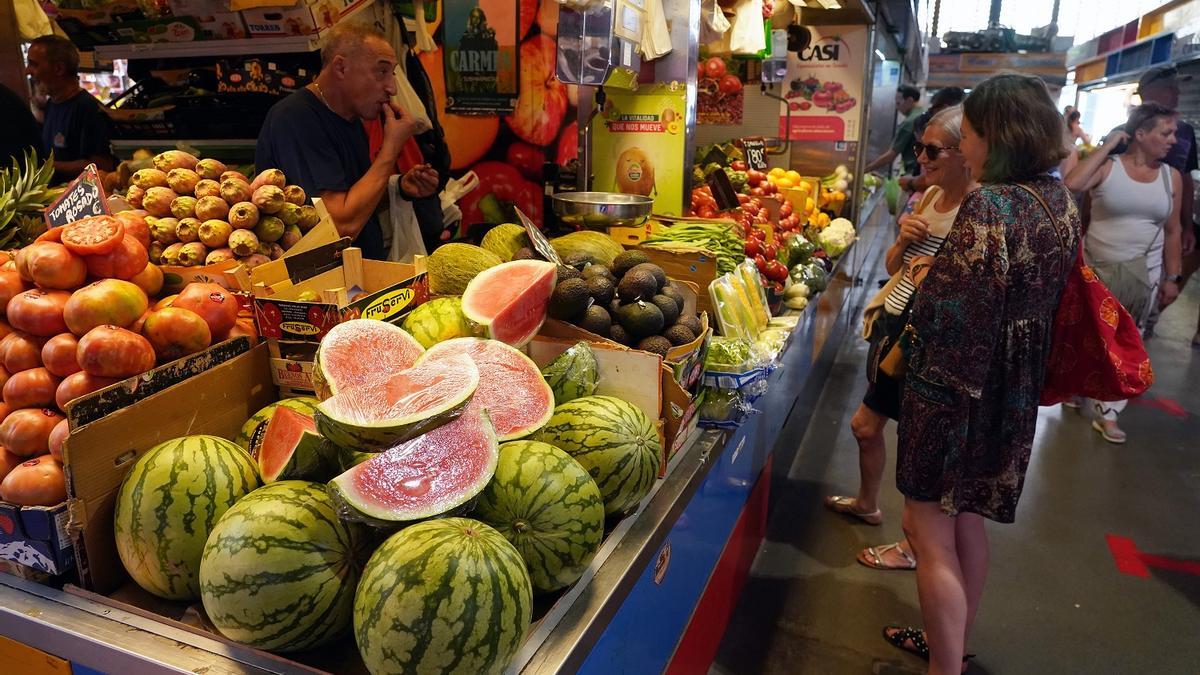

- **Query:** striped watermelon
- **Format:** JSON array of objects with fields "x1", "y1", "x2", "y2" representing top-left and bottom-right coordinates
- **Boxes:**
[
  {"x1": 354, "y1": 517, "x2": 532, "y2": 675},
  {"x1": 401, "y1": 297, "x2": 475, "y2": 348},
  {"x1": 255, "y1": 407, "x2": 333, "y2": 482},
  {"x1": 535, "y1": 396, "x2": 662, "y2": 516},
  {"x1": 236, "y1": 396, "x2": 320, "y2": 452},
  {"x1": 200, "y1": 481, "x2": 366, "y2": 653},
  {"x1": 460, "y1": 260, "x2": 557, "y2": 348},
  {"x1": 540, "y1": 342, "x2": 599, "y2": 405},
  {"x1": 315, "y1": 354, "x2": 479, "y2": 450},
  {"x1": 312, "y1": 319, "x2": 424, "y2": 399},
  {"x1": 114, "y1": 435, "x2": 260, "y2": 600},
  {"x1": 474, "y1": 441, "x2": 605, "y2": 593}
]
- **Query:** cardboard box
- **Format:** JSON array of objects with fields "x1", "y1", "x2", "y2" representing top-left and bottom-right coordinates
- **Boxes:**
[
  {"x1": 103, "y1": 17, "x2": 206, "y2": 44},
  {"x1": 0, "y1": 502, "x2": 73, "y2": 575},
  {"x1": 167, "y1": 0, "x2": 248, "y2": 38},
  {"x1": 241, "y1": 0, "x2": 367, "y2": 37}
]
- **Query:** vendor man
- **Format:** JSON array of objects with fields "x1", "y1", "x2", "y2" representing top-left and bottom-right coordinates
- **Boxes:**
[
  {"x1": 864, "y1": 84, "x2": 923, "y2": 176},
  {"x1": 256, "y1": 23, "x2": 439, "y2": 260},
  {"x1": 25, "y1": 35, "x2": 115, "y2": 179}
]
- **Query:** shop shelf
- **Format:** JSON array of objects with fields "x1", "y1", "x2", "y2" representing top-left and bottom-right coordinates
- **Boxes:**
[{"x1": 93, "y1": 35, "x2": 322, "y2": 61}]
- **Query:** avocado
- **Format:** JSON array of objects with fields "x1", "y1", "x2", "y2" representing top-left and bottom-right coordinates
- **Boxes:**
[
  {"x1": 587, "y1": 276, "x2": 615, "y2": 305},
  {"x1": 582, "y1": 264, "x2": 614, "y2": 281},
  {"x1": 610, "y1": 297, "x2": 624, "y2": 315},
  {"x1": 556, "y1": 265, "x2": 582, "y2": 281},
  {"x1": 610, "y1": 323, "x2": 632, "y2": 346},
  {"x1": 617, "y1": 269, "x2": 658, "y2": 302},
  {"x1": 677, "y1": 314, "x2": 702, "y2": 335},
  {"x1": 563, "y1": 252, "x2": 592, "y2": 270},
  {"x1": 628, "y1": 263, "x2": 667, "y2": 291},
  {"x1": 650, "y1": 294, "x2": 680, "y2": 326},
  {"x1": 512, "y1": 247, "x2": 537, "y2": 260},
  {"x1": 579, "y1": 305, "x2": 612, "y2": 335},
  {"x1": 637, "y1": 335, "x2": 672, "y2": 357},
  {"x1": 612, "y1": 250, "x2": 651, "y2": 278},
  {"x1": 660, "y1": 283, "x2": 685, "y2": 309},
  {"x1": 616, "y1": 300, "x2": 665, "y2": 338},
  {"x1": 548, "y1": 278, "x2": 591, "y2": 320},
  {"x1": 663, "y1": 324, "x2": 696, "y2": 346}
]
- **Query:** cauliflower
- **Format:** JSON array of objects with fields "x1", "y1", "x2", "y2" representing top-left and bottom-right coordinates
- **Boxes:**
[{"x1": 817, "y1": 217, "x2": 856, "y2": 257}]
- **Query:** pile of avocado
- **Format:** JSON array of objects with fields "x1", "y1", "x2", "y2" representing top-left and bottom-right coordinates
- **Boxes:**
[{"x1": 548, "y1": 250, "x2": 704, "y2": 357}]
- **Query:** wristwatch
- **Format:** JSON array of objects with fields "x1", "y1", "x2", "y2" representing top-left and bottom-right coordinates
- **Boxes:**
[{"x1": 1166, "y1": 274, "x2": 1184, "y2": 284}]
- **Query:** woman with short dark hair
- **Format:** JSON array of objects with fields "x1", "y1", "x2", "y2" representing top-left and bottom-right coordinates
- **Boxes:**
[{"x1": 882, "y1": 73, "x2": 1081, "y2": 673}]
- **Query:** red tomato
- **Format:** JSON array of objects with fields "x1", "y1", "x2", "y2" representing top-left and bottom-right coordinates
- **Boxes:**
[
  {"x1": 704, "y1": 57, "x2": 727, "y2": 80},
  {"x1": 744, "y1": 239, "x2": 763, "y2": 257},
  {"x1": 749, "y1": 187, "x2": 765, "y2": 197},
  {"x1": 85, "y1": 235, "x2": 149, "y2": 281},
  {"x1": 42, "y1": 333, "x2": 81, "y2": 378},
  {"x1": 171, "y1": 282, "x2": 239, "y2": 337},
  {"x1": 6, "y1": 289, "x2": 70, "y2": 337},
  {"x1": 754, "y1": 255, "x2": 768, "y2": 273},
  {"x1": 61, "y1": 215, "x2": 125, "y2": 256},
  {"x1": 719, "y1": 74, "x2": 742, "y2": 95},
  {"x1": 113, "y1": 211, "x2": 152, "y2": 251},
  {"x1": 730, "y1": 160, "x2": 748, "y2": 172},
  {"x1": 764, "y1": 243, "x2": 779, "y2": 260},
  {"x1": 56, "y1": 371, "x2": 119, "y2": 409},
  {"x1": 737, "y1": 193, "x2": 750, "y2": 204},
  {"x1": 765, "y1": 260, "x2": 789, "y2": 282},
  {"x1": 749, "y1": 227, "x2": 767, "y2": 241},
  {"x1": 48, "y1": 419, "x2": 68, "y2": 462},
  {"x1": 0, "y1": 455, "x2": 66, "y2": 506},
  {"x1": 76, "y1": 325, "x2": 156, "y2": 379},
  {"x1": 0, "y1": 408, "x2": 63, "y2": 457}
]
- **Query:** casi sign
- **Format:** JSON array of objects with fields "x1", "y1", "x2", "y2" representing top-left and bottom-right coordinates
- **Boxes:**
[{"x1": 797, "y1": 37, "x2": 847, "y2": 62}]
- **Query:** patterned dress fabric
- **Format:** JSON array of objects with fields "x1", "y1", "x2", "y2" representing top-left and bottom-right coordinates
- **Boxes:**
[{"x1": 896, "y1": 176, "x2": 1081, "y2": 523}]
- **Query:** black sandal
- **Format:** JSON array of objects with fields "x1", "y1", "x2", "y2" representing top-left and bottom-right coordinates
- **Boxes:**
[{"x1": 882, "y1": 626, "x2": 976, "y2": 666}]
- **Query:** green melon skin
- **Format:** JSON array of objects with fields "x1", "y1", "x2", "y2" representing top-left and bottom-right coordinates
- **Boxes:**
[
  {"x1": 401, "y1": 297, "x2": 476, "y2": 348},
  {"x1": 480, "y1": 223, "x2": 531, "y2": 262},
  {"x1": 200, "y1": 481, "x2": 367, "y2": 652},
  {"x1": 236, "y1": 397, "x2": 321, "y2": 453},
  {"x1": 426, "y1": 243, "x2": 502, "y2": 295},
  {"x1": 114, "y1": 435, "x2": 260, "y2": 600},
  {"x1": 548, "y1": 231, "x2": 624, "y2": 267},
  {"x1": 540, "y1": 341, "x2": 599, "y2": 405},
  {"x1": 354, "y1": 518, "x2": 532, "y2": 675},
  {"x1": 473, "y1": 441, "x2": 605, "y2": 593},
  {"x1": 258, "y1": 429, "x2": 334, "y2": 483},
  {"x1": 534, "y1": 395, "x2": 662, "y2": 516}
]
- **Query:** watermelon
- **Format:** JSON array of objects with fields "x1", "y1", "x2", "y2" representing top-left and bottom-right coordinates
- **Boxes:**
[
  {"x1": 535, "y1": 396, "x2": 662, "y2": 516},
  {"x1": 474, "y1": 440, "x2": 605, "y2": 593},
  {"x1": 421, "y1": 338, "x2": 554, "y2": 441},
  {"x1": 255, "y1": 407, "x2": 333, "y2": 482},
  {"x1": 401, "y1": 296, "x2": 475, "y2": 348},
  {"x1": 236, "y1": 396, "x2": 320, "y2": 452},
  {"x1": 460, "y1": 260, "x2": 557, "y2": 348},
  {"x1": 540, "y1": 342, "x2": 599, "y2": 405},
  {"x1": 330, "y1": 406, "x2": 499, "y2": 523},
  {"x1": 315, "y1": 353, "x2": 479, "y2": 450},
  {"x1": 114, "y1": 435, "x2": 260, "y2": 600},
  {"x1": 312, "y1": 319, "x2": 424, "y2": 399},
  {"x1": 354, "y1": 517, "x2": 532, "y2": 675},
  {"x1": 200, "y1": 481, "x2": 366, "y2": 653}
]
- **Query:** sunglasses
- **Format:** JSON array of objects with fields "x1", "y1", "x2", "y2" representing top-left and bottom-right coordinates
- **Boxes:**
[{"x1": 913, "y1": 141, "x2": 959, "y2": 160}]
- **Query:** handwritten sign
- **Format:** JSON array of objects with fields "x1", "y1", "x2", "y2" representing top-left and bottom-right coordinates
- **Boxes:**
[
  {"x1": 44, "y1": 165, "x2": 109, "y2": 228},
  {"x1": 742, "y1": 138, "x2": 768, "y2": 171},
  {"x1": 515, "y1": 207, "x2": 562, "y2": 265}
]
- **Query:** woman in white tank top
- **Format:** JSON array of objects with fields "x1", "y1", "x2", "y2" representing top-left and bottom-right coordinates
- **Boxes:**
[{"x1": 1064, "y1": 103, "x2": 1185, "y2": 444}]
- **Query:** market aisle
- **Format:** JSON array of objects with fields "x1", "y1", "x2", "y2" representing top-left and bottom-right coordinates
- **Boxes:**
[{"x1": 711, "y1": 281, "x2": 1200, "y2": 675}]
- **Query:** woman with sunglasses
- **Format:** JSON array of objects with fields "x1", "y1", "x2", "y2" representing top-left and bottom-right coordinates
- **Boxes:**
[
  {"x1": 882, "y1": 74, "x2": 1080, "y2": 673},
  {"x1": 825, "y1": 106, "x2": 976, "y2": 572}
]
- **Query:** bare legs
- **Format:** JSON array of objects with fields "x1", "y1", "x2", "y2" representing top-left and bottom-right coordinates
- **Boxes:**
[{"x1": 850, "y1": 403, "x2": 888, "y2": 512}]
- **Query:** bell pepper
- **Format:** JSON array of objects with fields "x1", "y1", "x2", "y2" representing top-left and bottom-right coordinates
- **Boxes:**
[{"x1": 457, "y1": 161, "x2": 544, "y2": 230}]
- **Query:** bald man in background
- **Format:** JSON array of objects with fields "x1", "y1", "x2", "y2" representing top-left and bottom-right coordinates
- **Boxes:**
[{"x1": 256, "y1": 22, "x2": 438, "y2": 259}]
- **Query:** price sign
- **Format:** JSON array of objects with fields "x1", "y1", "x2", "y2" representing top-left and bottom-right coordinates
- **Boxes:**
[
  {"x1": 44, "y1": 164, "x2": 109, "y2": 228},
  {"x1": 514, "y1": 207, "x2": 562, "y2": 265},
  {"x1": 706, "y1": 170, "x2": 740, "y2": 212},
  {"x1": 742, "y1": 138, "x2": 768, "y2": 171}
]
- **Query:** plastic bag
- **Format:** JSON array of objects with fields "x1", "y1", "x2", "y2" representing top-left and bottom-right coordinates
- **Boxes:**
[
  {"x1": 736, "y1": 260, "x2": 771, "y2": 329},
  {"x1": 387, "y1": 175, "x2": 427, "y2": 262},
  {"x1": 709, "y1": 275, "x2": 758, "y2": 339},
  {"x1": 15, "y1": 0, "x2": 52, "y2": 39},
  {"x1": 884, "y1": 176, "x2": 901, "y2": 214},
  {"x1": 700, "y1": 0, "x2": 732, "y2": 44},
  {"x1": 729, "y1": 0, "x2": 766, "y2": 55}
]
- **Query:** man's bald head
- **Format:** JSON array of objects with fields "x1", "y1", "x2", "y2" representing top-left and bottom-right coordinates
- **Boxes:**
[
  {"x1": 320, "y1": 22, "x2": 390, "y2": 68},
  {"x1": 315, "y1": 22, "x2": 399, "y2": 121}
]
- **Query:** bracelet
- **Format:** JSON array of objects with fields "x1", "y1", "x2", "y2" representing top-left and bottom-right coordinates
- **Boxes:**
[{"x1": 1166, "y1": 274, "x2": 1183, "y2": 284}]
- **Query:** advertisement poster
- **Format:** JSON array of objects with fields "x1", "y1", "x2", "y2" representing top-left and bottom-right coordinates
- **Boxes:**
[
  {"x1": 590, "y1": 87, "x2": 687, "y2": 215},
  {"x1": 697, "y1": 55, "x2": 744, "y2": 125},
  {"x1": 443, "y1": 0, "x2": 519, "y2": 114},
  {"x1": 778, "y1": 25, "x2": 867, "y2": 141}
]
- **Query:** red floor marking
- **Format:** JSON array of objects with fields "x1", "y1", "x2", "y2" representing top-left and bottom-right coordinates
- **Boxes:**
[
  {"x1": 1106, "y1": 534, "x2": 1200, "y2": 578},
  {"x1": 1126, "y1": 396, "x2": 1189, "y2": 418}
]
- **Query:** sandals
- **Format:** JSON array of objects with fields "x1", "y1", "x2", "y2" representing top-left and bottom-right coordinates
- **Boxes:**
[
  {"x1": 823, "y1": 495, "x2": 883, "y2": 525},
  {"x1": 1092, "y1": 419, "x2": 1127, "y2": 444},
  {"x1": 858, "y1": 542, "x2": 916, "y2": 570},
  {"x1": 883, "y1": 626, "x2": 976, "y2": 670}
]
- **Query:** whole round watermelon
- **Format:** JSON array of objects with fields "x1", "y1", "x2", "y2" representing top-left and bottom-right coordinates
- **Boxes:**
[
  {"x1": 200, "y1": 481, "x2": 366, "y2": 652},
  {"x1": 354, "y1": 517, "x2": 532, "y2": 675},
  {"x1": 539, "y1": 342, "x2": 598, "y2": 405},
  {"x1": 401, "y1": 297, "x2": 475, "y2": 348},
  {"x1": 235, "y1": 396, "x2": 320, "y2": 452},
  {"x1": 114, "y1": 435, "x2": 260, "y2": 600},
  {"x1": 535, "y1": 395, "x2": 662, "y2": 516},
  {"x1": 474, "y1": 440, "x2": 605, "y2": 593}
]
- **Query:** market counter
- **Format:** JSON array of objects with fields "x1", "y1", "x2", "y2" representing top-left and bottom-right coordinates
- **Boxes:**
[{"x1": 0, "y1": 192, "x2": 892, "y2": 675}]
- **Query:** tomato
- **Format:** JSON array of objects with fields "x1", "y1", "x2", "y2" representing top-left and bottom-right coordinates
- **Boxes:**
[
  {"x1": 172, "y1": 282, "x2": 239, "y2": 337},
  {"x1": 62, "y1": 215, "x2": 125, "y2": 256},
  {"x1": 754, "y1": 255, "x2": 768, "y2": 273},
  {"x1": 764, "y1": 242, "x2": 779, "y2": 260},
  {"x1": 56, "y1": 371, "x2": 119, "y2": 409},
  {"x1": 719, "y1": 74, "x2": 743, "y2": 95},
  {"x1": 737, "y1": 193, "x2": 750, "y2": 205},
  {"x1": 744, "y1": 239, "x2": 763, "y2": 257},
  {"x1": 35, "y1": 227, "x2": 62, "y2": 244},
  {"x1": 113, "y1": 210, "x2": 152, "y2": 251},
  {"x1": 142, "y1": 308, "x2": 212, "y2": 362},
  {"x1": 749, "y1": 187, "x2": 765, "y2": 197},
  {"x1": 779, "y1": 201, "x2": 794, "y2": 217},
  {"x1": 41, "y1": 333, "x2": 81, "y2": 378},
  {"x1": 76, "y1": 325, "x2": 156, "y2": 379},
  {"x1": 154, "y1": 294, "x2": 177, "y2": 311},
  {"x1": 765, "y1": 259, "x2": 789, "y2": 282},
  {"x1": 26, "y1": 242, "x2": 87, "y2": 290},
  {"x1": 730, "y1": 160, "x2": 748, "y2": 172},
  {"x1": 85, "y1": 234, "x2": 149, "y2": 280},
  {"x1": 0, "y1": 407, "x2": 63, "y2": 457},
  {"x1": 505, "y1": 142, "x2": 546, "y2": 181},
  {"x1": 0, "y1": 269, "x2": 27, "y2": 312},
  {"x1": 225, "y1": 317, "x2": 259, "y2": 345},
  {"x1": 129, "y1": 263, "x2": 164, "y2": 297},
  {"x1": 64, "y1": 279, "x2": 150, "y2": 336},
  {"x1": 3, "y1": 367, "x2": 60, "y2": 409},
  {"x1": 0, "y1": 455, "x2": 66, "y2": 506},
  {"x1": 749, "y1": 227, "x2": 767, "y2": 241},
  {"x1": 48, "y1": 419, "x2": 68, "y2": 462},
  {"x1": 0, "y1": 448, "x2": 21, "y2": 483},
  {"x1": 704, "y1": 57, "x2": 727, "y2": 79},
  {"x1": 7, "y1": 289, "x2": 68, "y2": 337}
]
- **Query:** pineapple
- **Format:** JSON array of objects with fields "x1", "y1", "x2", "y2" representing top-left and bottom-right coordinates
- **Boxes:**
[{"x1": 0, "y1": 149, "x2": 59, "y2": 248}]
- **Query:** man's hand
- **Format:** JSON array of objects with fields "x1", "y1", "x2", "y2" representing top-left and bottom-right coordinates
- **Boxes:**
[
  {"x1": 897, "y1": 213, "x2": 930, "y2": 244},
  {"x1": 400, "y1": 164, "x2": 439, "y2": 199},
  {"x1": 379, "y1": 101, "x2": 430, "y2": 161},
  {"x1": 1182, "y1": 228, "x2": 1196, "y2": 256},
  {"x1": 1102, "y1": 128, "x2": 1128, "y2": 153},
  {"x1": 1159, "y1": 280, "x2": 1181, "y2": 308}
]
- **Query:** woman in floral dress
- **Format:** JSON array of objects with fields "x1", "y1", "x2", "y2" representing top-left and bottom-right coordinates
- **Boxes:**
[{"x1": 882, "y1": 74, "x2": 1082, "y2": 673}]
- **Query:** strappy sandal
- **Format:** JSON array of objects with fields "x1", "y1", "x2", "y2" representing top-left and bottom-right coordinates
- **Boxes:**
[
  {"x1": 823, "y1": 495, "x2": 883, "y2": 525},
  {"x1": 858, "y1": 542, "x2": 916, "y2": 570},
  {"x1": 883, "y1": 626, "x2": 976, "y2": 670}
]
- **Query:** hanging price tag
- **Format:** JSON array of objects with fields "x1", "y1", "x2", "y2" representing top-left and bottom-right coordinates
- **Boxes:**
[
  {"x1": 705, "y1": 170, "x2": 740, "y2": 212},
  {"x1": 741, "y1": 138, "x2": 768, "y2": 171},
  {"x1": 44, "y1": 164, "x2": 109, "y2": 228},
  {"x1": 515, "y1": 207, "x2": 562, "y2": 265}
]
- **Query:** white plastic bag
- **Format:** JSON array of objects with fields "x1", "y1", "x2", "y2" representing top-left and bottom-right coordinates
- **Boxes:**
[
  {"x1": 387, "y1": 175, "x2": 428, "y2": 263},
  {"x1": 729, "y1": 0, "x2": 766, "y2": 55},
  {"x1": 700, "y1": 0, "x2": 731, "y2": 45},
  {"x1": 15, "y1": 0, "x2": 53, "y2": 40}
]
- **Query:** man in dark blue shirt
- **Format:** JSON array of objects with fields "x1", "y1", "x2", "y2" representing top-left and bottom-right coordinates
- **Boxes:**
[
  {"x1": 25, "y1": 35, "x2": 114, "y2": 180},
  {"x1": 256, "y1": 23, "x2": 438, "y2": 260}
]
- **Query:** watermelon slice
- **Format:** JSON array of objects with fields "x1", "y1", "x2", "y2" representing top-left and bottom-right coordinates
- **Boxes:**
[
  {"x1": 330, "y1": 406, "x2": 499, "y2": 523},
  {"x1": 315, "y1": 354, "x2": 479, "y2": 450},
  {"x1": 420, "y1": 338, "x2": 554, "y2": 441},
  {"x1": 253, "y1": 407, "x2": 333, "y2": 482},
  {"x1": 312, "y1": 319, "x2": 425, "y2": 399},
  {"x1": 460, "y1": 260, "x2": 557, "y2": 348}
]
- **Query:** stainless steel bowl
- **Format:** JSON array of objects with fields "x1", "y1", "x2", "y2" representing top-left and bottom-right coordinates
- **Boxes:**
[{"x1": 552, "y1": 191, "x2": 653, "y2": 229}]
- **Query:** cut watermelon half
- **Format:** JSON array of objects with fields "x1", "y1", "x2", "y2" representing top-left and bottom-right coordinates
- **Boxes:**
[
  {"x1": 315, "y1": 354, "x2": 479, "y2": 450},
  {"x1": 420, "y1": 338, "x2": 554, "y2": 441},
  {"x1": 254, "y1": 406, "x2": 333, "y2": 482},
  {"x1": 312, "y1": 319, "x2": 425, "y2": 399},
  {"x1": 329, "y1": 406, "x2": 499, "y2": 523},
  {"x1": 460, "y1": 260, "x2": 557, "y2": 348}
]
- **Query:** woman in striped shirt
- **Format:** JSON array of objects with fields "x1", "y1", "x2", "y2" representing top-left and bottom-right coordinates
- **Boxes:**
[{"x1": 825, "y1": 105, "x2": 977, "y2": 571}]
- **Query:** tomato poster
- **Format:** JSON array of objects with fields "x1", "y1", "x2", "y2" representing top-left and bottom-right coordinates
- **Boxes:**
[
  {"x1": 443, "y1": 0, "x2": 519, "y2": 113},
  {"x1": 778, "y1": 25, "x2": 867, "y2": 142},
  {"x1": 697, "y1": 55, "x2": 745, "y2": 125},
  {"x1": 590, "y1": 86, "x2": 687, "y2": 216}
]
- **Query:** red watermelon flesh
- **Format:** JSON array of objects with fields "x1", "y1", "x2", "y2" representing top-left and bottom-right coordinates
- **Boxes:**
[
  {"x1": 329, "y1": 406, "x2": 499, "y2": 522},
  {"x1": 313, "y1": 319, "x2": 424, "y2": 398},
  {"x1": 420, "y1": 338, "x2": 554, "y2": 441},
  {"x1": 460, "y1": 260, "x2": 557, "y2": 347},
  {"x1": 256, "y1": 406, "x2": 331, "y2": 482}
]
